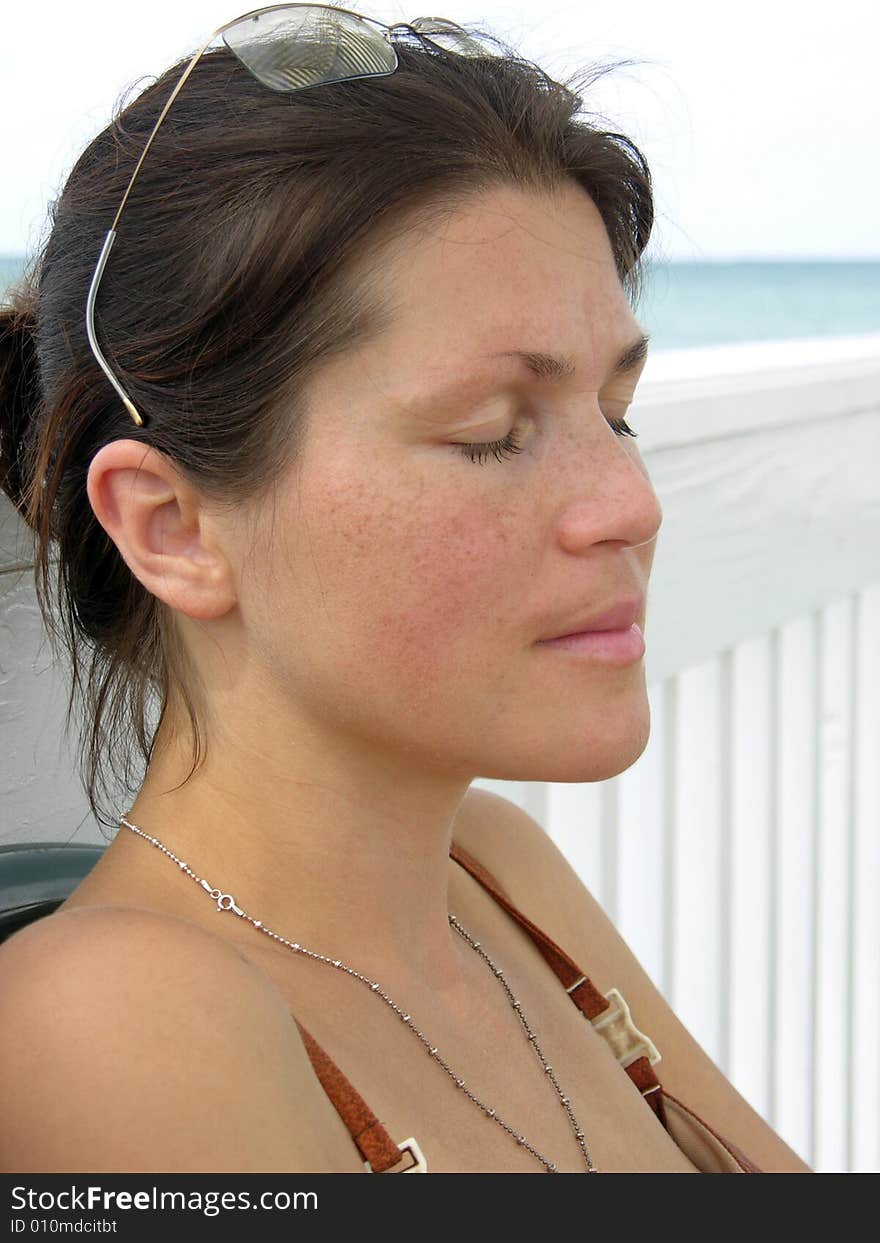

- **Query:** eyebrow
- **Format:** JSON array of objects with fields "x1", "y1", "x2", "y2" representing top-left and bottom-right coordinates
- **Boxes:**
[{"x1": 487, "y1": 331, "x2": 651, "y2": 382}]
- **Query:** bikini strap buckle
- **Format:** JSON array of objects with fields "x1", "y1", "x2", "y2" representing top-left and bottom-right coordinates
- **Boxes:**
[
  {"x1": 364, "y1": 1136, "x2": 428, "y2": 1173},
  {"x1": 591, "y1": 986, "x2": 662, "y2": 1068}
]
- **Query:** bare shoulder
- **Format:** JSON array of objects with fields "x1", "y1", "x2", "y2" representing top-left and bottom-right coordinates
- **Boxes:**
[
  {"x1": 453, "y1": 786, "x2": 812, "y2": 1174},
  {"x1": 453, "y1": 786, "x2": 569, "y2": 907},
  {"x1": 0, "y1": 905, "x2": 363, "y2": 1173}
]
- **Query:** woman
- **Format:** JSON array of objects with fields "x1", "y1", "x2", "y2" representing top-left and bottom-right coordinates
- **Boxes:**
[{"x1": 0, "y1": 6, "x2": 810, "y2": 1173}]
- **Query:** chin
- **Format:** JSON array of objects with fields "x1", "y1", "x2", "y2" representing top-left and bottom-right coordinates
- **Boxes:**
[
  {"x1": 540, "y1": 745, "x2": 650, "y2": 785},
  {"x1": 486, "y1": 711, "x2": 653, "y2": 785}
]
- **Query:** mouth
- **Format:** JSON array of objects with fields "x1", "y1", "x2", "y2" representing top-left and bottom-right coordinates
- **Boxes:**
[
  {"x1": 537, "y1": 595, "x2": 643, "y2": 643},
  {"x1": 535, "y1": 622, "x2": 644, "y2": 664}
]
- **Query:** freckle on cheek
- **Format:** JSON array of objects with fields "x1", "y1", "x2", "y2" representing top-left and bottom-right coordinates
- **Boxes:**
[
  {"x1": 332, "y1": 489, "x2": 503, "y2": 659},
  {"x1": 369, "y1": 553, "x2": 485, "y2": 669}
]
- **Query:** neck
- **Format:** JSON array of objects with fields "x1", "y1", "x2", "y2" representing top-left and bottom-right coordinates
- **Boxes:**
[{"x1": 121, "y1": 708, "x2": 482, "y2": 996}]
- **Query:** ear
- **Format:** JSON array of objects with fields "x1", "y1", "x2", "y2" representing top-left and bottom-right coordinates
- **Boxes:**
[{"x1": 86, "y1": 440, "x2": 237, "y2": 620}]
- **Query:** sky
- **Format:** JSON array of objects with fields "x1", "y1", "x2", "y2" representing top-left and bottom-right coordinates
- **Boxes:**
[{"x1": 1, "y1": 0, "x2": 877, "y2": 260}]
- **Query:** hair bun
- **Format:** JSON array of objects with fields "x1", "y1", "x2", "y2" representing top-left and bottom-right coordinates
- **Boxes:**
[{"x1": 0, "y1": 299, "x2": 40, "y2": 524}]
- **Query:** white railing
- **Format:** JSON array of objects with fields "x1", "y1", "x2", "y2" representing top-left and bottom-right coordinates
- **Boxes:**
[
  {"x1": 475, "y1": 332, "x2": 880, "y2": 1174},
  {"x1": 3, "y1": 332, "x2": 879, "y2": 1172}
]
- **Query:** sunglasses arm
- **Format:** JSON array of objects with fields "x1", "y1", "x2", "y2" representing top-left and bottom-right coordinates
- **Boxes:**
[
  {"x1": 85, "y1": 231, "x2": 143, "y2": 426},
  {"x1": 84, "y1": 19, "x2": 234, "y2": 427}
]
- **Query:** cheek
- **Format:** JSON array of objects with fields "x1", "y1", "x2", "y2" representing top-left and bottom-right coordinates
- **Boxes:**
[{"x1": 308, "y1": 472, "x2": 518, "y2": 684}]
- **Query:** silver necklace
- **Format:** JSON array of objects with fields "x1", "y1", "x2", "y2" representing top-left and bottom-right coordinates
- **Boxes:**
[{"x1": 119, "y1": 814, "x2": 598, "y2": 1173}]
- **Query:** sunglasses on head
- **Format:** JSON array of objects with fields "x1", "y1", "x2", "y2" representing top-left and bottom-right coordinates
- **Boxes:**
[{"x1": 85, "y1": 5, "x2": 496, "y2": 427}]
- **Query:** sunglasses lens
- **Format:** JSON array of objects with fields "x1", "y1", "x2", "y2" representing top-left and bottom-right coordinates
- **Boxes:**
[
  {"x1": 223, "y1": 6, "x2": 397, "y2": 92},
  {"x1": 407, "y1": 17, "x2": 490, "y2": 57}
]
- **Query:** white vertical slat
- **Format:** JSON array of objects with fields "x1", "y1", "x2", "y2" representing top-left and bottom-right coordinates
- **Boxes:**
[
  {"x1": 807, "y1": 614, "x2": 822, "y2": 1169},
  {"x1": 519, "y1": 779, "x2": 549, "y2": 832},
  {"x1": 813, "y1": 597, "x2": 856, "y2": 1172},
  {"x1": 851, "y1": 584, "x2": 880, "y2": 1173},
  {"x1": 717, "y1": 648, "x2": 734, "y2": 1076},
  {"x1": 661, "y1": 678, "x2": 678, "y2": 1003},
  {"x1": 766, "y1": 628, "x2": 781, "y2": 1132},
  {"x1": 617, "y1": 681, "x2": 668, "y2": 989},
  {"x1": 544, "y1": 780, "x2": 604, "y2": 900},
  {"x1": 729, "y1": 633, "x2": 774, "y2": 1120},
  {"x1": 843, "y1": 597, "x2": 858, "y2": 1177},
  {"x1": 773, "y1": 614, "x2": 819, "y2": 1163},
  {"x1": 669, "y1": 657, "x2": 724, "y2": 1064},
  {"x1": 599, "y1": 779, "x2": 620, "y2": 926},
  {"x1": 843, "y1": 594, "x2": 857, "y2": 1176}
]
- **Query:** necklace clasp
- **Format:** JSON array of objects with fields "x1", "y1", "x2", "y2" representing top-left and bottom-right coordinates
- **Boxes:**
[{"x1": 211, "y1": 889, "x2": 244, "y2": 916}]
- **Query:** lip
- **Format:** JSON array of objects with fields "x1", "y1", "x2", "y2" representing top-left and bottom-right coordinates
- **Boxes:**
[
  {"x1": 537, "y1": 596, "x2": 643, "y2": 642},
  {"x1": 536, "y1": 623, "x2": 645, "y2": 665}
]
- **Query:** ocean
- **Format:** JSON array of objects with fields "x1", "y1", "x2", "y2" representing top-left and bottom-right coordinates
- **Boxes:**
[{"x1": 1, "y1": 254, "x2": 878, "y2": 353}]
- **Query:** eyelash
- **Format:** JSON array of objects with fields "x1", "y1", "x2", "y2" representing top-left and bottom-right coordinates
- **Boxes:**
[{"x1": 457, "y1": 416, "x2": 639, "y2": 465}]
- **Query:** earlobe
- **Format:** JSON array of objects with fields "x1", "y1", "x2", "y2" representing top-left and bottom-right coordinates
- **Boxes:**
[{"x1": 86, "y1": 440, "x2": 238, "y2": 620}]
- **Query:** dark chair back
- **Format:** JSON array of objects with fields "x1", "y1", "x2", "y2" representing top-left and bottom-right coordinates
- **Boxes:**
[{"x1": 0, "y1": 843, "x2": 106, "y2": 944}]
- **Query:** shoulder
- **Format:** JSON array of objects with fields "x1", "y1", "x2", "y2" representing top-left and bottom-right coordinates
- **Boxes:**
[
  {"x1": 452, "y1": 786, "x2": 812, "y2": 1173},
  {"x1": 454, "y1": 787, "x2": 679, "y2": 1033},
  {"x1": 0, "y1": 905, "x2": 363, "y2": 1172}
]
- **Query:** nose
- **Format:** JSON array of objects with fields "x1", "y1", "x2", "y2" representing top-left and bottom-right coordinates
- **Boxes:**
[{"x1": 550, "y1": 419, "x2": 663, "y2": 557}]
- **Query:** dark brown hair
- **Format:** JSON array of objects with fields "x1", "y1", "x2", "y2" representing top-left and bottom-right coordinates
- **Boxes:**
[{"x1": 0, "y1": 16, "x2": 654, "y2": 832}]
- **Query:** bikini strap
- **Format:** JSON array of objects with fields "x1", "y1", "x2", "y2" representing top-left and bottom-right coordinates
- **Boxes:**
[
  {"x1": 293, "y1": 1017, "x2": 427, "y2": 1172},
  {"x1": 290, "y1": 842, "x2": 766, "y2": 1170},
  {"x1": 291, "y1": 838, "x2": 668, "y2": 1169},
  {"x1": 448, "y1": 839, "x2": 668, "y2": 1129}
]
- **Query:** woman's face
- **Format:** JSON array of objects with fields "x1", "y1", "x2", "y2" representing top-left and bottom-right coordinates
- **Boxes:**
[{"x1": 237, "y1": 180, "x2": 663, "y2": 784}]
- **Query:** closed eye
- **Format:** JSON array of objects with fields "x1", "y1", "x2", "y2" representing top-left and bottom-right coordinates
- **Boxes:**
[{"x1": 456, "y1": 412, "x2": 638, "y2": 465}]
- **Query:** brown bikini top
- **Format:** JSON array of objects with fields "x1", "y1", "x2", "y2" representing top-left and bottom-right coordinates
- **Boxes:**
[{"x1": 292, "y1": 840, "x2": 762, "y2": 1174}]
